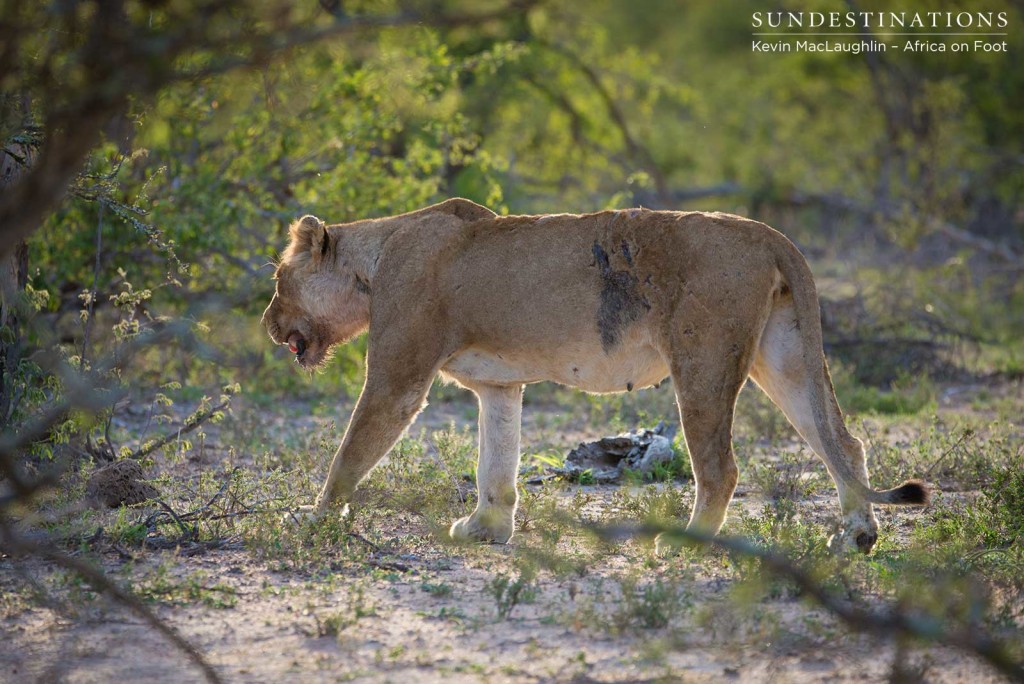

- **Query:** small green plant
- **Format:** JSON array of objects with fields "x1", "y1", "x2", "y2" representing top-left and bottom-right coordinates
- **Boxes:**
[
  {"x1": 420, "y1": 581, "x2": 453, "y2": 598},
  {"x1": 748, "y1": 450, "x2": 821, "y2": 501},
  {"x1": 107, "y1": 506, "x2": 149, "y2": 546},
  {"x1": 613, "y1": 575, "x2": 690, "y2": 630},
  {"x1": 523, "y1": 449, "x2": 565, "y2": 481},
  {"x1": 360, "y1": 423, "x2": 477, "y2": 527},
  {"x1": 730, "y1": 499, "x2": 829, "y2": 566},
  {"x1": 573, "y1": 468, "x2": 596, "y2": 485},
  {"x1": 978, "y1": 455, "x2": 1024, "y2": 548},
  {"x1": 316, "y1": 585, "x2": 376, "y2": 637},
  {"x1": 489, "y1": 571, "x2": 537, "y2": 620},
  {"x1": 611, "y1": 485, "x2": 691, "y2": 524},
  {"x1": 622, "y1": 435, "x2": 692, "y2": 484},
  {"x1": 517, "y1": 485, "x2": 595, "y2": 556},
  {"x1": 135, "y1": 565, "x2": 238, "y2": 609}
]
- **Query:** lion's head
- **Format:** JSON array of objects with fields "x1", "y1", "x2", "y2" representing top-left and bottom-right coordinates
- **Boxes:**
[{"x1": 261, "y1": 214, "x2": 370, "y2": 369}]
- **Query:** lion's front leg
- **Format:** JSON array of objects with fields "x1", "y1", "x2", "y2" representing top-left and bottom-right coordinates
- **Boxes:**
[
  {"x1": 313, "y1": 363, "x2": 436, "y2": 516},
  {"x1": 450, "y1": 383, "x2": 524, "y2": 544}
]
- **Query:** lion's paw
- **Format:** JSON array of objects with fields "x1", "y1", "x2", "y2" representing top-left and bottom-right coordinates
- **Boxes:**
[
  {"x1": 827, "y1": 527, "x2": 877, "y2": 555},
  {"x1": 449, "y1": 511, "x2": 514, "y2": 544},
  {"x1": 654, "y1": 531, "x2": 699, "y2": 557}
]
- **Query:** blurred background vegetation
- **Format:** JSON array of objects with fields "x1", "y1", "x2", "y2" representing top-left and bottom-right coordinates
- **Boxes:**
[
  {"x1": 1, "y1": 0, "x2": 1022, "y2": 455},
  {"x1": 2, "y1": 4, "x2": 1023, "y2": 678}
]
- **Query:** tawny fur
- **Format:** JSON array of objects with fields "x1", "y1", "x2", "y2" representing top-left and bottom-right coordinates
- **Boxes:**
[{"x1": 262, "y1": 198, "x2": 928, "y2": 553}]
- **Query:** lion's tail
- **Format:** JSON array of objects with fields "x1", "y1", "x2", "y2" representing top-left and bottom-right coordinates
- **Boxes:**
[{"x1": 771, "y1": 240, "x2": 929, "y2": 507}]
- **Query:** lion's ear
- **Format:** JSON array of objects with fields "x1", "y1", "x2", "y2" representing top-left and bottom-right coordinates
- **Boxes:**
[{"x1": 287, "y1": 215, "x2": 330, "y2": 265}]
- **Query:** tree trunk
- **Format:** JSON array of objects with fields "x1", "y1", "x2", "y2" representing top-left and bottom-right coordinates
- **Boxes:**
[{"x1": 1, "y1": 105, "x2": 35, "y2": 429}]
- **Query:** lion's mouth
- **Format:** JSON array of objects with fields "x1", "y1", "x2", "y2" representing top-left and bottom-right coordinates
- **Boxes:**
[
  {"x1": 283, "y1": 329, "x2": 333, "y2": 369},
  {"x1": 286, "y1": 332, "x2": 307, "y2": 359}
]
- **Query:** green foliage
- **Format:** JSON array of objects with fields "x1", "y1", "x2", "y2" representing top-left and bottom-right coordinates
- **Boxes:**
[
  {"x1": 360, "y1": 423, "x2": 477, "y2": 526},
  {"x1": 747, "y1": 450, "x2": 823, "y2": 501},
  {"x1": 135, "y1": 563, "x2": 238, "y2": 609},
  {"x1": 488, "y1": 571, "x2": 537, "y2": 620},
  {"x1": 611, "y1": 574, "x2": 691, "y2": 630}
]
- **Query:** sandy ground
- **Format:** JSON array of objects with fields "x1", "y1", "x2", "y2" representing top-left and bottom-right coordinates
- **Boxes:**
[
  {"x1": 0, "y1": 498, "x2": 1008, "y2": 682},
  {"x1": 1, "y1": 382, "x2": 1020, "y2": 683},
  {"x1": 0, "y1": 501, "x2": 1005, "y2": 684}
]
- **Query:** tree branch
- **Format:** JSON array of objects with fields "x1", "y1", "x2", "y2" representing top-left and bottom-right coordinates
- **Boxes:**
[
  {"x1": 130, "y1": 394, "x2": 234, "y2": 461},
  {"x1": 537, "y1": 40, "x2": 671, "y2": 206},
  {"x1": 0, "y1": 0, "x2": 540, "y2": 258}
]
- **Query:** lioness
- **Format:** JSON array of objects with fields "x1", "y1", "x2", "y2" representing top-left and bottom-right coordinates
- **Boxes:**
[{"x1": 262, "y1": 199, "x2": 927, "y2": 554}]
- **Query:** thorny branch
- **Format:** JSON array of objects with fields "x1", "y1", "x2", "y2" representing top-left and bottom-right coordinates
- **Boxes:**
[
  {"x1": 0, "y1": 321, "x2": 201, "y2": 500},
  {"x1": 924, "y1": 429, "x2": 976, "y2": 477}
]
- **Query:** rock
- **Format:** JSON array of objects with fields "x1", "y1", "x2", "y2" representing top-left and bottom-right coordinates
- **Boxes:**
[
  {"x1": 85, "y1": 459, "x2": 159, "y2": 508},
  {"x1": 556, "y1": 421, "x2": 679, "y2": 483}
]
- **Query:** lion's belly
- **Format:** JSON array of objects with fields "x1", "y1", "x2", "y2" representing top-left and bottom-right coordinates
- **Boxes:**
[{"x1": 441, "y1": 329, "x2": 670, "y2": 394}]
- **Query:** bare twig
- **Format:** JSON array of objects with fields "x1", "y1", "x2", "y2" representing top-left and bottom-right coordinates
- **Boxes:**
[
  {"x1": 366, "y1": 557, "x2": 411, "y2": 573},
  {"x1": 150, "y1": 500, "x2": 196, "y2": 542},
  {"x1": 80, "y1": 201, "x2": 105, "y2": 369},
  {"x1": 345, "y1": 532, "x2": 381, "y2": 552},
  {"x1": 176, "y1": 508, "x2": 292, "y2": 524},
  {"x1": 194, "y1": 468, "x2": 238, "y2": 514}
]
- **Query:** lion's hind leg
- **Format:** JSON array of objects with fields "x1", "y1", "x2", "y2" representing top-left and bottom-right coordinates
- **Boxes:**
[
  {"x1": 656, "y1": 327, "x2": 756, "y2": 554},
  {"x1": 748, "y1": 301, "x2": 878, "y2": 553}
]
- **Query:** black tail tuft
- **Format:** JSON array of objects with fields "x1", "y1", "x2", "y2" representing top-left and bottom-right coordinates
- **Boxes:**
[{"x1": 890, "y1": 479, "x2": 930, "y2": 505}]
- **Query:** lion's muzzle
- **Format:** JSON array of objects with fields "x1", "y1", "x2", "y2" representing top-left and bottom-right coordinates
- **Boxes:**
[{"x1": 287, "y1": 332, "x2": 307, "y2": 358}]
